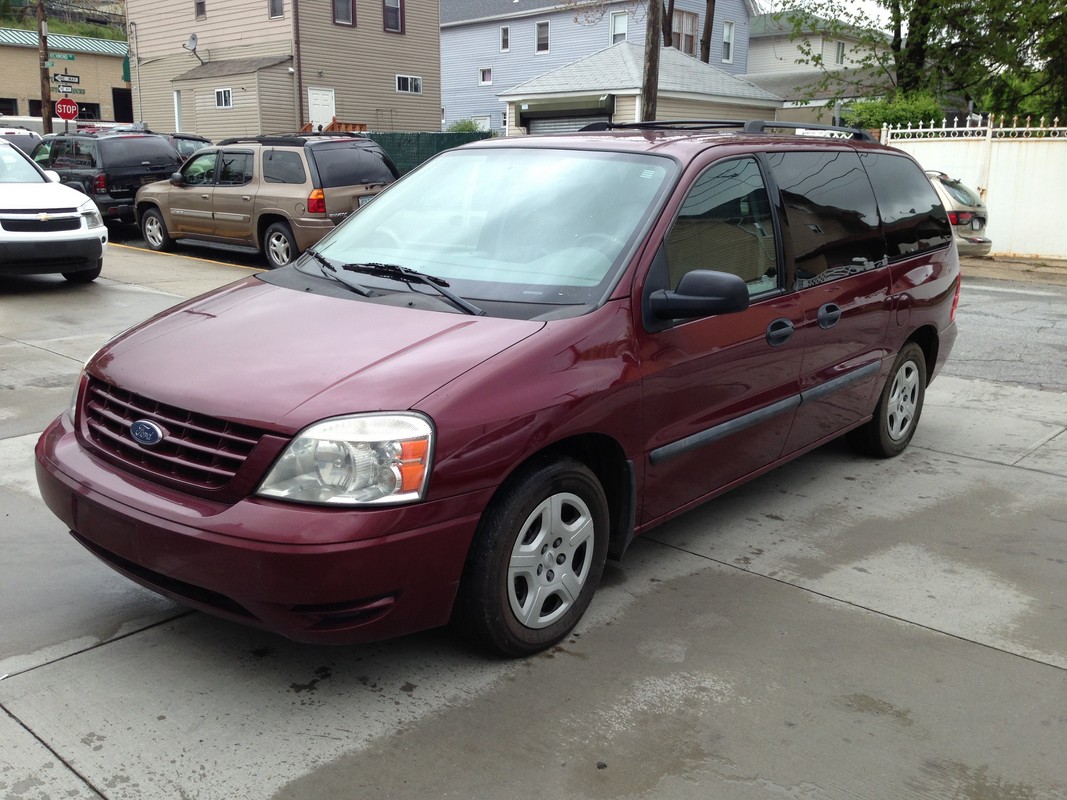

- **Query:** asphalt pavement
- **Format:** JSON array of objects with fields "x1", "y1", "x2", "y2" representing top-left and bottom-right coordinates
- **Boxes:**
[{"x1": 1, "y1": 244, "x2": 1065, "y2": 799}]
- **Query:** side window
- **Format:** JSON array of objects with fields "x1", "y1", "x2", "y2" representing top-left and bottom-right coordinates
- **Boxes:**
[
  {"x1": 860, "y1": 152, "x2": 952, "y2": 258},
  {"x1": 217, "y1": 151, "x2": 253, "y2": 186},
  {"x1": 665, "y1": 157, "x2": 779, "y2": 296},
  {"x1": 182, "y1": 151, "x2": 218, "y2": 185},
  {"x1": 263, "y1": 149, "x2": 307, "y2": 184},
  {"x1": 765, "y1": 150, "x2": 883, "y2": 288}
]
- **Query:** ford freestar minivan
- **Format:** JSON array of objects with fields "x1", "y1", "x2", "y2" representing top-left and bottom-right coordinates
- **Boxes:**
[{"x1": 36, "y1": 121, "x2": 960, "y2": 656}]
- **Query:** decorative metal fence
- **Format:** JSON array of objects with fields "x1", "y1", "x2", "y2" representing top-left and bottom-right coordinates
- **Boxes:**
[{"x1": 882, "y1": 116, "x2": 1067, "y2": 260}]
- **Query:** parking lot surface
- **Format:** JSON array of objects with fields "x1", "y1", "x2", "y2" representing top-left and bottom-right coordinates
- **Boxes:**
[{"x1": 1, "y1": 246, "x2": 1065, "y2": 799}]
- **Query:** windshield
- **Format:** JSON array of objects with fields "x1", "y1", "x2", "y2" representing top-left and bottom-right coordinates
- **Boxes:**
[
  {"x1": 301, "y1": 146, "x2": 676, "y2": 317},
  {"x1": 0, "y1": 145, "x2": 45, "y2": 183},
  {"x1": 938, "y1": 177, "x2": 982, "y2": 206}
]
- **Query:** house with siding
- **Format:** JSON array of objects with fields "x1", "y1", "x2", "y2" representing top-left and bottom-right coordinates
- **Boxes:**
[
  {"x1": 125, "y1": 0, "x2": 440, "y2": 141},
  {"x1": 743, "y1": 12, "x2": 893, "y2": 123},
  {"x1": 441, "y1": 0, "x2": 757, "y2": 133},
  {"x1": 499, "y1": 41, "x2": 780, "y2": 133}
]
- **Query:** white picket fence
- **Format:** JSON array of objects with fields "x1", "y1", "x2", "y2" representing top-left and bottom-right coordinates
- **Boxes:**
[{"x1": 882, "y1": 116, "x2": 1067, "y2": 260}]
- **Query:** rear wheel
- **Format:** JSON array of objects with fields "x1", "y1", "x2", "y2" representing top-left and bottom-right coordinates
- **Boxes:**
[
  {"x1": 263, "y1": 221, "x2": 298, "y2": 269},
  {"x1": 848, "y1": 342, "x2": 927, "y2": 457},
  {"x1": 453, "y1": 456, "x2": 609, "y2": 657},
  {"x1": 141, "y1": 208, "x2": 172, "y2": 252}
]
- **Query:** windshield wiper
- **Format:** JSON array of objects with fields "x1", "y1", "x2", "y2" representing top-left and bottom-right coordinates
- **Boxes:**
[
  {"x1": 341, "y1": 262, "x2": 486, "y2": 316},
  {"x1": 304, "y1": 248, "x2": 376, "y2": 298}
]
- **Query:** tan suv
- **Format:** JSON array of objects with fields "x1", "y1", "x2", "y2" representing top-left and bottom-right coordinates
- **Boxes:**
[{"x1": 134, "y1": 133, "x2": 398, "y2": 268}]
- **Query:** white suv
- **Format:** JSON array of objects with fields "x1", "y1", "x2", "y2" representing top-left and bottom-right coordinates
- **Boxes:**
[{"x1": 0, "y1": 139, "x2": 108, "y2": 283}]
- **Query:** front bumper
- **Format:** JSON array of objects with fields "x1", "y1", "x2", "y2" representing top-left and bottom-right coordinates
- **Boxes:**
[
  {"x1": 35, "y1": 414, "x2": 489, "y2": 644},
  {"x1": 0, "y1": 236, "x2": 105, "y2": 275}
]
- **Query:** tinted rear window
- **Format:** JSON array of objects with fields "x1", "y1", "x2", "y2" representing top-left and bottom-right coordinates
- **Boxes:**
[
  {"x1": 309, "y1": 143, "x2": 398, "y2": 188},
  {"x1": 98, "y1": 137, "x2": 181, "y2": 168},
  {"x1": 861, "y1": 152, "x2": 952, "y2": 258},
  {"x1": 0, "y1": 133, "x2": 41, "y2": 154},
  {"x1": 765, "y1": 150, "x2": 883, "y2": 286},
  {"x1": 939, "y1": 178, "x2": 982, "y2": 206},
  {"x1": 263, "y1": 149, "x2": 307, "y2": 184}
]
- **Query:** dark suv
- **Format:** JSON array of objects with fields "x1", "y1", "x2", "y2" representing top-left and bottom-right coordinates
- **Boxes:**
[
  {"x1": 135, "y1": 133, "x2": 399, "y2": 268},
  {"x1": 36, "y1": 121, "x2": 960, "y2": 656},
  {"x1": 31, "y1": 132, "x2": 181, "y2": 223}
]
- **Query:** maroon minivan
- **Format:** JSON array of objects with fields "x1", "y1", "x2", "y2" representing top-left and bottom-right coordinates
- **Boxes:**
[{"x1": 35, "y1": 121, "x2": 960, "y2": 656}]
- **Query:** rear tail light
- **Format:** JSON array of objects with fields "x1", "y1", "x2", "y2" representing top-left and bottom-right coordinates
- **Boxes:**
[
  {"x1": 93, "y1": 174, "x2": 107, "y2": 195},
  {"x1": 307, "y1": 188, "x2": 326, "y2": 215},
  {"x1": 950, "y1": 274, "x2": 961, "y2": 322},
  {"x1": 947, "y1": 210, "x2": 974, "y2": 226}
]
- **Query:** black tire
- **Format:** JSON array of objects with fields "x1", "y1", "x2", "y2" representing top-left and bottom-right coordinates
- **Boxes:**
[
  {"x1": 140, "y1": 207, "x2": 173, "y2": 252},
  {"x1": 63, "y1": 259, "x2": 102, "y2": 283},
  {"x1": 452, "y1": 456, "x2": 610, "y2": 657},
  {"x1": 847, "y1": 342, "x2": 927, "y2": 458},
  {"x1": 262, "y1": 221, "x2": 298, "y2": 269}
]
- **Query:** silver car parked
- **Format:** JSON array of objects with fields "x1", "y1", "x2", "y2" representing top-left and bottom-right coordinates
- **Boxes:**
[{"x1": 926, "y1": 170, "x2": 992, "y2": 256}]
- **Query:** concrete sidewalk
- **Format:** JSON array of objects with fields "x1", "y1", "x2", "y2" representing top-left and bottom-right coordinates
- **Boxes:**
[{"x1": 960, "y1": 254, "x2": 1067, "y2": 285}]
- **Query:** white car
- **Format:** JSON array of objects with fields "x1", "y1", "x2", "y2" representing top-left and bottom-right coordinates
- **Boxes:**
[{"x1": 0, "y1": 139, "x2": 107, "y2": 283}]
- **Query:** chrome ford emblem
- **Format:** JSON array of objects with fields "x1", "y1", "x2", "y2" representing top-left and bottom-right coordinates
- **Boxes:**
[{"x1": 129, "y1": 420, "x2": 165, "y2": 446}]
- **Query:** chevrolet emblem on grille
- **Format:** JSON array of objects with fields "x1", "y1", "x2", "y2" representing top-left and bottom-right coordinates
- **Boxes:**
[{"x1": 129, "y1": 420, "x2": 165, "y2": 446}]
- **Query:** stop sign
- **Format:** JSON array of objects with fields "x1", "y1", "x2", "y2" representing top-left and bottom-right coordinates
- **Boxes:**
[{"x1": 56, "y1": 97, "x2": 79, "y2": 120}]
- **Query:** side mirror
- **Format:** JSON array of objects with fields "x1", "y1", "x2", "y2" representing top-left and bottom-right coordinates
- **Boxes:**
[
  {"x1": 44, "y1": 169, "x2": 61, "y2": 183},
  {"x1": 648, "y1": 270, "x2": 750, "y2": 320},
  {"x1": 169, "y1": 172, "x2": 185, "y2": 186}
]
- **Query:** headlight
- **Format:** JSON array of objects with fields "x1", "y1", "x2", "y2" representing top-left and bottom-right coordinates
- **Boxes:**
[
  {"x1": 257, "y1": 413, "x2": 433, "y2": 505},
  {"x1": 79, "y1": 199, "x2": 104, "y2": 229}
]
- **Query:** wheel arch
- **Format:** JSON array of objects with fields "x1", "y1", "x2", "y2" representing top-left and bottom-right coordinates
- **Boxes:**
[
  {"x1": 479, "y1": 433, "x2": 637, "y2": 564},
  {"x1": 256, "y1": 214, "x2": 293, "y2": 252},
  {"x1": 905, "y1": 324, "x2": 939, "y2": 384}
]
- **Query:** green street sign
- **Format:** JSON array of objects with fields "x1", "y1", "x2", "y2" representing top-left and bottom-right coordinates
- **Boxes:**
[
  {"x1": 44, "y1": 60, "x2": 53, "y2": 67},
  {"x1": 49, "y1": 52, "x2": 76, "y2": 61}
]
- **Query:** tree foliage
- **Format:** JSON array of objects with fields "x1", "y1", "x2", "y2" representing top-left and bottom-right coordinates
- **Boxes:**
[
  {"x1": 841, "y1": 93, "x2": 942, "y2": 128},
  {"x1": 777, "y1": 0, "x2": 1067, "y2": 118}
]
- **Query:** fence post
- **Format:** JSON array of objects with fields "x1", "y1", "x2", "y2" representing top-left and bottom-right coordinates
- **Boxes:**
[{"x1": 976, "y1": 114, "x2": 995, "y2": 200}]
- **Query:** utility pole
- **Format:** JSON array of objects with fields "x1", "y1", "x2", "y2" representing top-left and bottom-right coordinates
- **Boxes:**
[
  {"x1": 641, "y1": 0, "x2": 662, "y2": 122},
  {"x1": 38, "y1": 0, "x2": 52, "y2": 134}
]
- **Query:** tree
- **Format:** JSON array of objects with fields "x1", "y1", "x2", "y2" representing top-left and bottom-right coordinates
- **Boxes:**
[{"x1": 777, "y1": 0, "x2": 1067, "y2": 118}]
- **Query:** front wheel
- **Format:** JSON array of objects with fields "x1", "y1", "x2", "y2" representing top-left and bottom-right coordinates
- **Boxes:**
[
  {"x1": 262, "y1": 221, "x2": 298, "y2": 269},
  {"x1": 63, "y1": 259, "x2": 102, "y2": 283},
  {"x1": 848, "y1": 342, "x2": 927, "y2": 457},
  {"x1": 452, "y1": 456, "x2": 609, "y2": 657}
]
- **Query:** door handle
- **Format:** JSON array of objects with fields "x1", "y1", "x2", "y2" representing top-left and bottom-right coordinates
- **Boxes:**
[
  {"x1": 817, "y1": 303, "x2": 842, "y2": 329},
  {"x1": 766, "y1": 318, "x2": 794, "y2": 347}
]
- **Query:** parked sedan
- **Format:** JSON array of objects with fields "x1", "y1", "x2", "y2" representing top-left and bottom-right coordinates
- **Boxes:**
[{"x1": 926, "y1": 170, "x2": 992, "y2": 256}]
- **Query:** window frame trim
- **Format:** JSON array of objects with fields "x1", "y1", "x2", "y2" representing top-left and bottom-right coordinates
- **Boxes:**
[
  {"x1": 214, "y1": 87, "x2": 233, "y2": 109},
  {"x1": 268, "y1": 0, "x2": 284, "y2": 19},
  {"x1": 609, "y1": 10, "x2": 627, "y2": 44},
  {"x1": 332, "y1": 0, "x2": 355, "y2": 26},
  {"x1": 722, "y1": 20, "x2": 735, "y2": 64},
  {"x1": 500, "y1": 25, "x2": 510, "y2": 52},
  {"x1": 383, "y1": 0, "x2": 405, "y2": 34},
  {"x1": 535, "y1": 20, "x2": 550, "y2": 54}
]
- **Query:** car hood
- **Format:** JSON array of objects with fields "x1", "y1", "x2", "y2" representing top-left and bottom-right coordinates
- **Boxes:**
[
  {"x1": 91, "y1": 277, "x2": 544, "y2": 431},
  {"x1": 12, "y1": 181, "x2": 93, "y2": 209}
]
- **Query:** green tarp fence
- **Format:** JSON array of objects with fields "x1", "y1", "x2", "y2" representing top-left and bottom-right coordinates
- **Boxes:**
[{"x1": 366, "y1": 131, "x2": 494, "y2": 175}]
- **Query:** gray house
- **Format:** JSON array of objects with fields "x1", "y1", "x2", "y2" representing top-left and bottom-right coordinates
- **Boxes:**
[
  {"x1": 441, "y1": 0, "x2": 758, "y2": 133},
  {"x1": 499, "y1": 41, "x2": 780, "y2": 133}
]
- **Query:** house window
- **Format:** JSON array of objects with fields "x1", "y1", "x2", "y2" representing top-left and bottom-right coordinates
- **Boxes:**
[
  {"x1": 536, "y1": 21, "x2": 549, "y2": 53},
  {"x1": 502, "y1": 108, "x2": 508, "y2": 131},
  {"x1": 479, "y1": 67, "x2": 493, "y2": 85},
  {"x1": 396, "y1": 75, "x2": 422, "y2": 94},
  {"x1": 610, "y1": 11, "x2": 627, "y2": 44},
  {"x1": 215, "y1": 88, "x2": 233, "y2": 109},
  {"x1": 835, "y1": 41, "x2": 846, "y2": 65},
  {"x1": 333, "y1": 0, "x2": 354, "y2": 25},
  {"x1": 384, "y1": 0, "x2": 404, "y2": 33},
  {"x1": 500, "y1": 25, "x2": 510, "y2": 52},
  {"x1": 194, "y1": 0, "x2": 206, "y2": 18},
  {"x1": 268, "y1": 0, "x2": 283, "y2": 18},
  {"x1": 722, "y1": 20, "x2": 734, "y2": 63},
  {"x1": 672, "y1": 11, "x2": 697, "y2": 56}
]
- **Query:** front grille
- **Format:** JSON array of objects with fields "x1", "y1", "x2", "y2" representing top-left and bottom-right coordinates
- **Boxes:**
[
  {"x1": 1, "y1": 216, "x2": 82, "y2": 233},
  {"x1": 83, "y1": 377, "x2": 267, "y2": 492}
]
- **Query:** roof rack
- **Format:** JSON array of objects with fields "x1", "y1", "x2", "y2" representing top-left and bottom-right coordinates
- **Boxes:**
[
  {"x1": 580, "y1": 120, "x2": 745, "y2": 132},
  {"x1": 742, "y1": 120, "x2": 877, "y2": 142},
  {"x1": 577, "y1": 119, "x2": 877, "y2": 142},
  {"x1": 216, "y1": 132, "x2": 368, "y2": 147}
]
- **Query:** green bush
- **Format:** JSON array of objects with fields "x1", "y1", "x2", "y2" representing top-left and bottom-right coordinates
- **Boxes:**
[
  {"x1": 841, "y1": 94, "x2": 945, "y2": 129},
  {"x1": 447, "y1": 119, "x2": 490, "y2": 134}
]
